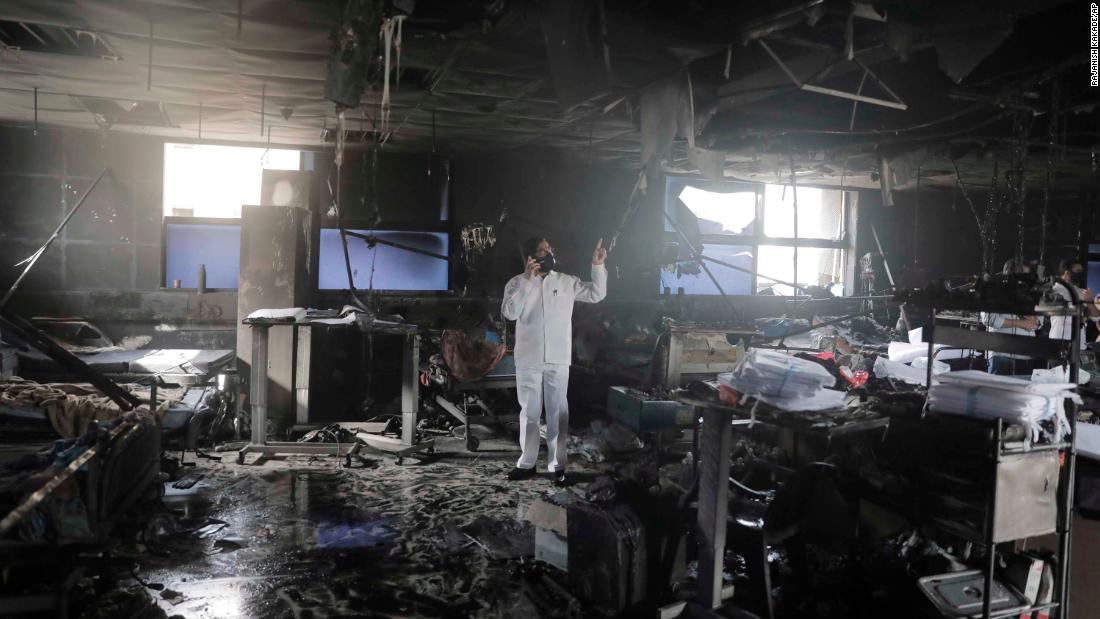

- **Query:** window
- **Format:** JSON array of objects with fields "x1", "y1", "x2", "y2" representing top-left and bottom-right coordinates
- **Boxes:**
[
  {"x1": 318, "y1": 229, "x2": 449, "y2": 291},
  {"x1": 661, "y1": 177, "x2": 851, "y2": 296},
  {"x1": 163, "y1": 143, "x2": 299, "y2": 218},
  {"x1": 762, "y1": 185, "x2": 844, "y2": 240}
]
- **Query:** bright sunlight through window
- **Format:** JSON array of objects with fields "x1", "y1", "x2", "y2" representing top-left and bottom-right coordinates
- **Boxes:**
[
  {"x1": 678, "y1": 186, "x2": 756, "y2": 235},
  {"x1": 163, "y1": 143, "x2": 300, "y2": 218}
]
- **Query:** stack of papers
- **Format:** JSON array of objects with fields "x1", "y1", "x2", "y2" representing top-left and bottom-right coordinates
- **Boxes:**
[{"x1": 927, "y1": 370, "x2": 1079, "y2": 444}]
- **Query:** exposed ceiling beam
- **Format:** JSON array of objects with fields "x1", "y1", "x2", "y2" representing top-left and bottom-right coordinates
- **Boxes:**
[
  {"x1": 714, "y1": 42, "x2": 933, "y2": 112},
  {"x1": 17, "y1": 21, "x2": 47, "y2": 46}
]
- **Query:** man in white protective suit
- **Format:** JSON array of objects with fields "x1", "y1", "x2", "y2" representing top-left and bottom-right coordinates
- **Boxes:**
[{"x1": 500, "y1": 236, "x2": 607, "y2": 486}]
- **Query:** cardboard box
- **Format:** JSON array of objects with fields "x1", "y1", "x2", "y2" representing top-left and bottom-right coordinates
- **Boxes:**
[
  {"x1": 535, "y1": 527, "x2": 568, "y2": 571},
  {"x1": 525, "y1": 499, "x2": 568, "y2": 572}
]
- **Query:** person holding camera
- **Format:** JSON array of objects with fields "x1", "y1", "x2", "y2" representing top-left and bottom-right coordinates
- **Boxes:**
[{"x1": 500, "y1": 236, "x2": 607, "y2": 486}]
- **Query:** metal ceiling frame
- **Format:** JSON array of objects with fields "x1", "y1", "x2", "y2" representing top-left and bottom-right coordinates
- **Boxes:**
[{"x1": 757, "y1": 39, "x2": 908, "y2": 111}]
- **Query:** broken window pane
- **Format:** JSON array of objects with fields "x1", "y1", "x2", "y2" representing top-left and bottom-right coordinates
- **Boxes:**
[
  {"x1": 678, "y1": 185, "x2": 756, "y2": 235},
  {"x1": 163, "y1": 143, "x2": 299, "y2": 218},
  {"x1": 762, "y1": 184, "x2": 844, "y2": 240},
  {"x1": 659, "y1": 244, "x2": 753, "y2": 295},
  {"x1": 665, "y1": 181, "x2": 756, "y2": 236},
  {"x1": 756, "y1": 246, "x2": 845, "y2": 296}
]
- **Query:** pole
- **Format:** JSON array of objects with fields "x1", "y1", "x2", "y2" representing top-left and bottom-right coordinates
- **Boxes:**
[
  {"x1": 870, "y1": 222, "x2": 895, "y2": 288},
  {"x1": 342, "y1": 230, "x2": 451, "y2": 262},
  {"x1": 1, "y1": 168, "x2": 110, "y2": 307},
  {"x1": 1057, "y1": 281, "x2": 1081, "y2": 618},
  {"x1": 791, "y1": 157, "x2": 799, "y2": 296}
]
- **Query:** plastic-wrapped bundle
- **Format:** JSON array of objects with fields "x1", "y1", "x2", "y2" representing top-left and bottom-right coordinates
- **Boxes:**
[
  {"x1": 873, "y1": 356, "x2": 951, "y2": 386},
  {"x1": 911, "y1": 356, "x2": 951, "y2": 375},
  {"x1": 874, "y1": 356, "x2": 933, "y2": 386},
  {"x1": 888, "y1": 341, "x2": 972, "y2": 365},
  {"x1": 719, "y1": 349, "x2": 846, "y2": 411},
  {"x1": 927, "y1": 370, "x2": 1079, "y2": 444},
  {"x1": 1031, "y1": 365, "x2": 1091, "y2": 385}
]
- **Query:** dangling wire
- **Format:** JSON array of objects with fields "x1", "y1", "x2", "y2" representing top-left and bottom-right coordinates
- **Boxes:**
[
  {"x1": 1040, "y1": 78, "x2": 1059, "y2": 266},
  {"x1": 982, "y1": 153, "x2": 1000, "y2": 276},
  {"x1": 1009, "y1": 111, "x2": 1032, "y2": 266},
  {"x1": 333, "y1": 111, "x2": 362, "y2": 305},
  {"x1": 367, "y1": 242, "x2": 379, "y2": 293},
  {"x1": 378, "y1": 15, "x2": 406, "y2": 135}
]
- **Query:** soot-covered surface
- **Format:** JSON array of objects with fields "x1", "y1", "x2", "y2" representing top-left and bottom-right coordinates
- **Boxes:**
[{"x1": 135, "y1": 451, "x2": 600, "y2": 619}]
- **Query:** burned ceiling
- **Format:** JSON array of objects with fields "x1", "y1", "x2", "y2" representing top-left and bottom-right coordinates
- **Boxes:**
[{"x1": 0, "y1": 0, "x2": 1094, "y2": 190}]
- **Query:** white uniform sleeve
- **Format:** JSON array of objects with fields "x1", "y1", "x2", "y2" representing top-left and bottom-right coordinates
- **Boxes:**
[
  {"x1": 501, "y1": 276, "x2": 537, "y2": 321},
  {"x1": 982, "y1": 313, "x2": 1006, "y2": 330},
  {"x1": 1050, "y1": 283, "x2": 1074, "y2": 340},
  {"x1": 573, "y1": 264, "x2": 607, "y2": 304}
]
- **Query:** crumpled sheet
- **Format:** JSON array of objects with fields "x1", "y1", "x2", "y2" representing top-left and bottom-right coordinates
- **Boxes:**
[
  {"x1": 0, "y1": 377, "x2": 172, "y2": 439},
  {"x1": 441, "y1": 331, "x2": 506, "y2": 383},
  {"x1": 567, "y1": 420, "x2": 645, "y2": 463}
]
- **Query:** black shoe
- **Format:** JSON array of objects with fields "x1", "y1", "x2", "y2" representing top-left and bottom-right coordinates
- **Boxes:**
[
  {"x1": 552, "y1": 469, "x2": 568, "y2": 487},
  {"x1": 507, "y1": 467, "x2": 536, "y2": 481}
]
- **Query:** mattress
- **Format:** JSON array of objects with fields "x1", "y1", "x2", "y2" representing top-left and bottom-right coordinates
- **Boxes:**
[{"x1": 17, "y1": 349, "x2": 233, "y2": 377}]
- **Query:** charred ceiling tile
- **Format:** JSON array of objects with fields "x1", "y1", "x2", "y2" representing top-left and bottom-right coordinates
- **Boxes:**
[
  {"x1": 933, "y1": 10, "x2": 1015, "y2": 83},
  {"x1": 540, "y1": 0, "x2": 612, "y2": 111}
]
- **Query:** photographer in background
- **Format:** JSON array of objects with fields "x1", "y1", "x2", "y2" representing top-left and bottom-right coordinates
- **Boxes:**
[
  {"x1": 1050, "y1": 258, "x2": 1100, "y2": 375},
  {"x1": 982, "y1": 259, "x2": 1041, "y2": 375}
]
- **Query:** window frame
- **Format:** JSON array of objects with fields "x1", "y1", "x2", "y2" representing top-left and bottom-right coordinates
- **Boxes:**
[{"x1": 662, "y1": 175, "x2": 853, "y2": 296}]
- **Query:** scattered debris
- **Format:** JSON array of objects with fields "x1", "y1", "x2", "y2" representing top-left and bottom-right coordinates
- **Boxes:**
[{"x1": 158, "y1": 589, "x2": 185, "y2": 605}]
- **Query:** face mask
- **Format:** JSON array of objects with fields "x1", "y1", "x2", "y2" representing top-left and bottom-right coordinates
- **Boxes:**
[{"x1": 535, "y1": 252, "x2": 556, "y2": 274}]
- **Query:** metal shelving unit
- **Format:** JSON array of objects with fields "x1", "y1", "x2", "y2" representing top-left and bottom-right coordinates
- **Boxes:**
[{"x1": 919, "y1": 287, "x2": 1083, "y2": 619}]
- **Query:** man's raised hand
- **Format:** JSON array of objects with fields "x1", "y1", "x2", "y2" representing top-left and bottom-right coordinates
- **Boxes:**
[{"x1": 592, "y1": 238, "x2": 607, "y2": 266}]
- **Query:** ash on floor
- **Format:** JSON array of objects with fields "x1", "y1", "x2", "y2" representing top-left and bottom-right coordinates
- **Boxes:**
[{"x1": 122, "y1": 451, "x2": 604, "y2": 619}]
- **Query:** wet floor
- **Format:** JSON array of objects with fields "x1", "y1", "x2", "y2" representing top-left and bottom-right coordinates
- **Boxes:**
[{"x1": 131, "y1": 448, "x2": 594, "y2": 619}]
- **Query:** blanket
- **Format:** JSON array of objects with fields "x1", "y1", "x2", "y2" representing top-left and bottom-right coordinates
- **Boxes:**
[{"x1": 0, "y1": 377, "x2": 173, "y2": 439}]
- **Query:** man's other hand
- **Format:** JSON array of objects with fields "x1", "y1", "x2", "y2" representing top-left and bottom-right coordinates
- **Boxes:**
[
  {"x1": 1017, "y1": 315, "x2": 1039, "y2": 332},
  {"x1": 592, "y1": 238, "x2": 607, "y2": 266}
]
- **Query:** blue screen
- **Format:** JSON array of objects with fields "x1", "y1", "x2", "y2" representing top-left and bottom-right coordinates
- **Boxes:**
[
  {"x1": 164, "y1": 222, "x2": 241, "y2": 288},
  {"x1": 319, "y1": 229, "x2": 449, "y2": 291}
]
